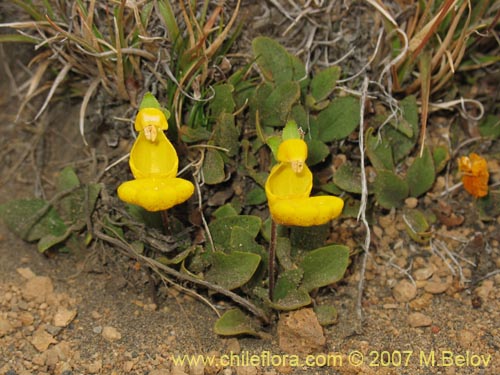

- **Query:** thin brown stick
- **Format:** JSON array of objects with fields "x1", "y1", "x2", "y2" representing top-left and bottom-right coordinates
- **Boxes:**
[
  {"x1": 94, "y1": 230, "x2": 270, "y2": 324},
  {"x1": 268, "y1": 220, "x2": 277, "y2": 301}
]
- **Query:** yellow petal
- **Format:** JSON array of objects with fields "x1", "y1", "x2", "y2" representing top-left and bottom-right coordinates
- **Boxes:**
[
  {"x1": 277, "y1": 139, "x2": 308, "y2": 165},
  {"x1": 129, "y1": 132, "x2": 178, "y2": 179},
  {"x1": 134, "y1": 107, "x2": 168, "y2": 132},
  {"x1": 265, "y1": 162, "x2": 312, "y2": 205},
  {"x1": 269, "y1": 196, "x2": 344, "y2": 226},
  {"x1": 117, "y1": 178, "x2": 194, "y2": 212}
]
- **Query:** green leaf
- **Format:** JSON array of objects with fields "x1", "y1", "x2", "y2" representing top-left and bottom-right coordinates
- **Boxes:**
[
  {"x1": 266, "y1": 136, "x2": 281, "y2": 160},
  {"x1": 290, "y1": 54, "x2": 307, "y2": 85},
  {"x1": 126, "y1": 204, "x2": 163, "y2": 230},
  {"x1": 139, "y1": 92, "x2": 161, "y2": 109},
  {"x1": 180, "y1": 126, "x2": 212, "y2": 143},
  {"x1": 300, "y1": 245, "x2": 350, "y2": 292},
  {"x1": 340, "y1": 196, "x2": 362, "y2": 218},
  {"x1": 229, "y1": 227, "x2": 266, "y2": 258},
  {"x1": 282, "y1": 120, "x2": 301, "y2": 140},
  {"x1": 213, "y1": 113, "x2": 240, "y2": 157},
  {"x1": 156, "y1": 247, "x2": 193, "y2": 265},
  {"x1": 477, "y1": 191, "x2": 500, "y2": 221},
  {"x1": 209, "y1": 215, "x2": 262, "y2": 251},
  {"x1": 406, "y1": 146, "x2": 435, "y2": 197},
  {"x1": 56, "y1": 166, "x2": 80, "y2": 191},
  {"x1": 271, "y1": 271, "x2": 311, "y2": 310},
  {"x1": 290, "y1": 225, "x2": 330, "y2": 252},
  {"x1": 291, "y1": 105, "x2": 308, "y2": 132},
  {"x1": 0, "y1": 199, "x2": 67, "y2": 242},
  {"x1": 365, "y1": 127, "x2": 394, "y2": 170},
  {"x1": 276, "y1": 237, "x2": 294, "y2": 271},
  {"x1": 306, "y1": 139, "x2": 330, "y2": 166},
  {"x1": 202, "y1": 149, "x2": 225, "y2": 185},
  {"x1": 478, "y1": 114, "x2": 500, "y2": 139},
  {"x1": 333, "y1": 163, "x2": 362, "y2": 194},
  {"x1": 205, "y1": 251, "x2": 261, "y2": 290},
  {"x1": 382, "y1": 96, "x2": 419, "y2": 162},
  {"x1": 210, "y1": 84, "x2": 236, "y2": 118},
  {"x1": 433, "y1": 145, "x2": 450, "y2": 174},
  {"x1": 245, "y1": 186, "x2": 267, "y2": 206},
  {"x1": 260, "y1": 81, "x2": 301, "y2": 127},
  {"x1": 212, "y1": 203, "x2": 239, "y2": 219},
  {"x1": 374, "y1": 170, "x2": 409, "y2": 209},
  {"x1": 314, "y1": 305, "x2": 338, "y2": 326},
  {"x1": 252, "y1": 37, "x2": 295, "y2": 85},
  {"x1": 214, "y1": 309, "x2": 260, "y2": 336},
  {"x1": 403, "y1": 208, "x2": 431, "y2": 244},
  {"x1": 0, "y1": 34, "x2": 39, "y2": 44},
  {"x1": 157, "y1": 0, "x2": 180, "y2": 46},
  {"x1": 401, "y1": 95, "x2": 419, "y2": 131},
  {"x1": 314, "y1": 96, "x2": 360, "y2": 142},
  {"x1": 310, "y1": 66, "x2": 341, "y2": 102},
  {"x1": 273, "y1": 268, "x2": 303, "y2": 300},
  {"x1": 58, "y1": 180, "x2": 101, "y2": 228},
  {"x1": 320, "y1": 183, "x2": 343, "y2": 195},
  {"x1": 139, "y1": 92, "x2": 170, "y2": 120},
  {"x1": 37, "y1": 227, "x2": 73, "y2": 253}
]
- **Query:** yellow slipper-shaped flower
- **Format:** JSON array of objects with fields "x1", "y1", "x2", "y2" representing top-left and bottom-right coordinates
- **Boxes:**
[
  {"x1": 118, "y1": 103, "x2": 194, "y2": 212},
  {"x1": 265, "y1": 139, "x2": 344, "y2": 226}
]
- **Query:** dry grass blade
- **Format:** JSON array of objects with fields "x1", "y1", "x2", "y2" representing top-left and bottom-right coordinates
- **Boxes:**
[
  {"x1": 34, "y1": 63, "x2": 72, "y2": 121},
  {"x1": 205, "y1": 0, "x2": 241, "y2": 59},
  {"x1": 179, "y1": 0, "x2": 197, "y2": 49},
  {"x1": 410, "y1": 0, "x2": 458, "y2": 59},
  {"x1": 79, "y1": 78, "x2": 101, "y2": 147},
  {"x1": 365, "y1": 0, "x2": 398, "y2": 27},
  {"x1": 15, "y1": 83, "x2": 51, "y2": 122},
  {"x1": 113, "y1": 16, "x2": 129, "y2": 101},
  {"x1": 418, "y1": 50, "x2": 431, "y2": 156},
  {"x1": 356, "y1": 76, "x2": 371, "y2": 328},
  {"x1": 26, "y1": 59, "x2": 51, "y2": 98}
]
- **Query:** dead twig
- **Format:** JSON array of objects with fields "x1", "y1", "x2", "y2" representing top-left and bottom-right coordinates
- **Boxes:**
[{"x1": 94, "y1": 230, "x2": 270, "y2": 324}]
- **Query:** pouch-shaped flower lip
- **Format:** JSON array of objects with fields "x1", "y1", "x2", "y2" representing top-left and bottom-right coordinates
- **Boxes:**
[
  {"x1": 117, "y1": 177, "x2": 194, "y2": 212},
  {"x1": 129, "y1": 131, "x2": 179, "y2": 179},
  {"x1": 269, "y1": 196, "x2": 344, "y2": 226},
  {"x1": 265, "y1": 162, "x2": 312, "y2": 205},
  {"x1": 134, "y1": 108, "x2": 168, "y2": 132},
  {"x1": 458, "y1": 152, "x2": 489, "y2": 198}
]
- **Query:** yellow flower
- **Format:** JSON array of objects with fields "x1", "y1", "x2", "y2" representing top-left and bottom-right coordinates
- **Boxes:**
[
  {"x1": 118, "y1": 106, "x2": 194, "y2": 212},
  {"x1": 265, "y1": 139, "x2": 344, "y2": 226}
]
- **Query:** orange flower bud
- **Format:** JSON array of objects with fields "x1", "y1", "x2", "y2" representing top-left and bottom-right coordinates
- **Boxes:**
[{"x1": 458, "y1": 153, "x2": 489, "y2": 198}]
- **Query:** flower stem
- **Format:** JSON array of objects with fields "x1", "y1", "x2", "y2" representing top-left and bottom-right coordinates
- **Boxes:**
[
  {"x1": 268, "y1": 219, "x2": 277, "y2": 301},
  {"x1": 160, "y1": 210, "x2": 171, "y2": 235}
]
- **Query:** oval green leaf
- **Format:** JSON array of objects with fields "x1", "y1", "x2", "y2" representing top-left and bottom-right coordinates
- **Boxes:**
[
  {"x1": 205, "y1": 251, "x2": 261, "y2": 290},
  {"x1": 300, "y1": 244, "x2": 350, "y2": 292}
]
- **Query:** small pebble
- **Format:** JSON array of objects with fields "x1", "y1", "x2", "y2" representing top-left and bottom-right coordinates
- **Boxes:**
[
  {"x1": 102, "y1": 326, "x2": 121, "y2": 341},
  {"x1": 405, "y1": 197, "x2": 418, "y2": 208},
  {"x1": 414, "y1": 267, "x2": 434, "y2": 281},
  {"x1": 393, "y1": 279, "x2": 417, "y2": 302},
  {"x1": 408, "y1": 312, "x2": 432, "y2": 327},
  {"x1": 424, "y1": 281, "x2": 449, "y2": 294}
]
